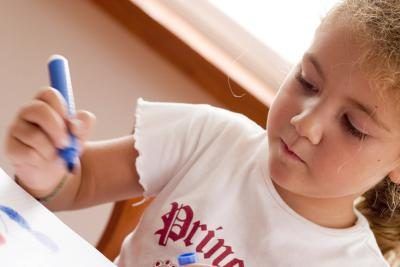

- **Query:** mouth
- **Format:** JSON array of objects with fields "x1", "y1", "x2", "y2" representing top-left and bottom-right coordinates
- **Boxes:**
[{"x1": 280, "y1": 139, "x2": 305, "y2": 163}]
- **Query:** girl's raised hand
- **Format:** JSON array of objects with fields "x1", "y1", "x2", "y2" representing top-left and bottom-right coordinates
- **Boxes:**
[{"x1": 4, "y1": 87, "x2": 95, "y2": 199}]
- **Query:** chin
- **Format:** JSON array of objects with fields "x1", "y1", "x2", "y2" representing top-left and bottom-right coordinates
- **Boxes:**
[{"x1": 267, "y1": 151, "x2": 315, "y2": 197}]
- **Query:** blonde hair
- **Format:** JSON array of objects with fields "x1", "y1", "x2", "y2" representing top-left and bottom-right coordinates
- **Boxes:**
[{"x1": 324, "y1": 0, "x2": 400, "y2": 264}]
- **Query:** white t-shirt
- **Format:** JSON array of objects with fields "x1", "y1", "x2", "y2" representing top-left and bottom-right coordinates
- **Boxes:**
[{"x1": 114, "y1": 98, "x2": 389, "y2": 267}]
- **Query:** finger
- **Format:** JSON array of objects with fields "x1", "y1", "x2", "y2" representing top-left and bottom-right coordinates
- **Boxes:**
[
  {"x1": 9, "y1": 120, "x2": 58, "y2": 161},
  {"x1": 68, "y1": 110, "x2": 96, "y2": 140},
  {"x1": 18, "y1": 99, "x2": 69, "y2": 148},
  {"x1": 35, "y1": 87, "x2": 69, "y2": 120},
  {"x1": 6, "y1": 136, "x2": 46, "y2": 167}
]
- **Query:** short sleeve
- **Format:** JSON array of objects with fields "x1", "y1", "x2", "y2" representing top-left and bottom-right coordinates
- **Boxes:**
[{"x1": 133, "y1": 98, "x2": 215, "y2": 197}]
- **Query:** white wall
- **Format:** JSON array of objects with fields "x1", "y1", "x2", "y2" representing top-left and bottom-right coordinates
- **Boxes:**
[{"x1": 0, "y1": 0, "x2": 224, "y2": 246}]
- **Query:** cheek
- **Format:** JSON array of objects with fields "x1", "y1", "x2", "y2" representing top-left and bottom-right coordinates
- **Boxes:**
[
  {"x1": 315, "y1": 142, "x2": 363, "y2": 174},
  {"x1": 267, "y1": 89, "x2": 297, "y2": 129},
  {"x1": 312, "y1": 146, "x2": 382, "y2": 193}
]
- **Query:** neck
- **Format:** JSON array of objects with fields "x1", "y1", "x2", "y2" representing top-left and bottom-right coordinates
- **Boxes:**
[{"x1": 272, "y1": 180, "x2": 358, "y2": 229}]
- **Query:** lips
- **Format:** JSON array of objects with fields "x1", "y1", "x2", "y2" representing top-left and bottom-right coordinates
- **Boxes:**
[{"x1": 281, "y1": 139, "x2": 304, "y2": 163}]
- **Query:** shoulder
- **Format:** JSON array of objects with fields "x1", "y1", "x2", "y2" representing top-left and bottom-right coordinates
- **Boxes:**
[
  {"x1": 136, "y1": 98, "x2": 264, "y2": 135},
  {"x1": 202, "y1": 104, "x2": 264, "y2": 135},
  {"x1": 362, "y1": 234, "x2": 390, "y2": 267},
  {"x1": 356, "y1": 212, "x2": 390, "y2": 266}
]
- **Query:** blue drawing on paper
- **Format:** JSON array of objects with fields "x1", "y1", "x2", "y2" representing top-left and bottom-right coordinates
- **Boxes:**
[{"x1": 0, "y1": 205, "x2": 59, "y2": 252}]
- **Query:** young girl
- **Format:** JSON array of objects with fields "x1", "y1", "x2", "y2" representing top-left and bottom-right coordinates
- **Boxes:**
[{"x1": 4, "y1": 0, "x2": 400, "y2": 266}]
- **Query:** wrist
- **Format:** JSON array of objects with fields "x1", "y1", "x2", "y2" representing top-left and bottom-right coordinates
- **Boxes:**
[{"x1": 14, "y1": 174, "x2": 69, "y2": 204}]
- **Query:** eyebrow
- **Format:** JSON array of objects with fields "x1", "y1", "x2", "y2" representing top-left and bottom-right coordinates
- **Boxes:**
[{"x1": 304, "y1": 52, "x2": 391, "y2": 133}]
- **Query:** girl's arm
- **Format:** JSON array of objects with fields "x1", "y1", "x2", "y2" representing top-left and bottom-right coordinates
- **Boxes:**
[{"x1": 45, "y1": 135, "x2": 144, "y2": 211}]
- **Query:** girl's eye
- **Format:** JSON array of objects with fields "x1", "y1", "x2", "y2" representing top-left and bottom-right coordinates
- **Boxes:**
[
  {"x1": 295, "y1": 71, "x2": 318, "y2": 93},
  {"x1": 295, "y1": 68, "x2": 368, "y2": 140},
  {"x1": 343, "y1": 115, "x2": 368, "y2": 140}
]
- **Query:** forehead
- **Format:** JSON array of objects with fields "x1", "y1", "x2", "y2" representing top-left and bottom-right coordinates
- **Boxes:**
[
  {"x1": 307, "y1": 24, "x2": 374, "y2": 100},
  {"x1": 310, "y1": 22, "x2": 363, "y2": 75}
]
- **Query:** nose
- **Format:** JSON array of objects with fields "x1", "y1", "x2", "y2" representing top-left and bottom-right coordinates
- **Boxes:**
[{"x1": 290, "y1": 107, "x2": 324, "y2": 145}]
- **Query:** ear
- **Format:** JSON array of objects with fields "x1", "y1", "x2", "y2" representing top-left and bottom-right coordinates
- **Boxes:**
[{"x1": 388, "y1": 165, "x2": 400, "y2": 184}]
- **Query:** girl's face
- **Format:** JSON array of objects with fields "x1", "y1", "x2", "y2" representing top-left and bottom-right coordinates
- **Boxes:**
[{"x1": 266, "y1": 21, "x2": 400, "y2": 200}]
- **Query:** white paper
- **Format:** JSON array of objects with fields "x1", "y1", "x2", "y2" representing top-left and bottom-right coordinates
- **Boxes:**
[{"x1": 0, "y1": 168, "x2": 116, "y2": 267}]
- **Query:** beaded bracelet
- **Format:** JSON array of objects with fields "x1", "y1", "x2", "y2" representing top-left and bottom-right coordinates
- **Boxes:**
[{"x1": 14, "y1": 174, "x2": 69, "y2": 204}]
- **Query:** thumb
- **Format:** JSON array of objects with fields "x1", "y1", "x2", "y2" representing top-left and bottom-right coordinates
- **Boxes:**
[{"x1": 68, "y1": 110, "x2": 96, "y2": 141}]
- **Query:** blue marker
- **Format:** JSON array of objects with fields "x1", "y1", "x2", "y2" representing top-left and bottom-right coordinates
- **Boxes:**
[{"x1": 48, "y1": 55, "x2": 78, "y2": 172}]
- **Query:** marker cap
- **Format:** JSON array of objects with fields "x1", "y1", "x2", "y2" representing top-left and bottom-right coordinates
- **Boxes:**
[{"x1": 178, "y1": 252, "x2": 198, "y2": 266}]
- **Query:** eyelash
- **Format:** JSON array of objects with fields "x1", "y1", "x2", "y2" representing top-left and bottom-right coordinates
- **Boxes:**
[{"x1": 295, "y1": 71, "x2": 367, "y2": 140}]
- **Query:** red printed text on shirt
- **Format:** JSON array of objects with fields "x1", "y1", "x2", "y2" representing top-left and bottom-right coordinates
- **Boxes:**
[{"x1": 155, "y1": 202, "x2": 245, "y2": 267}]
